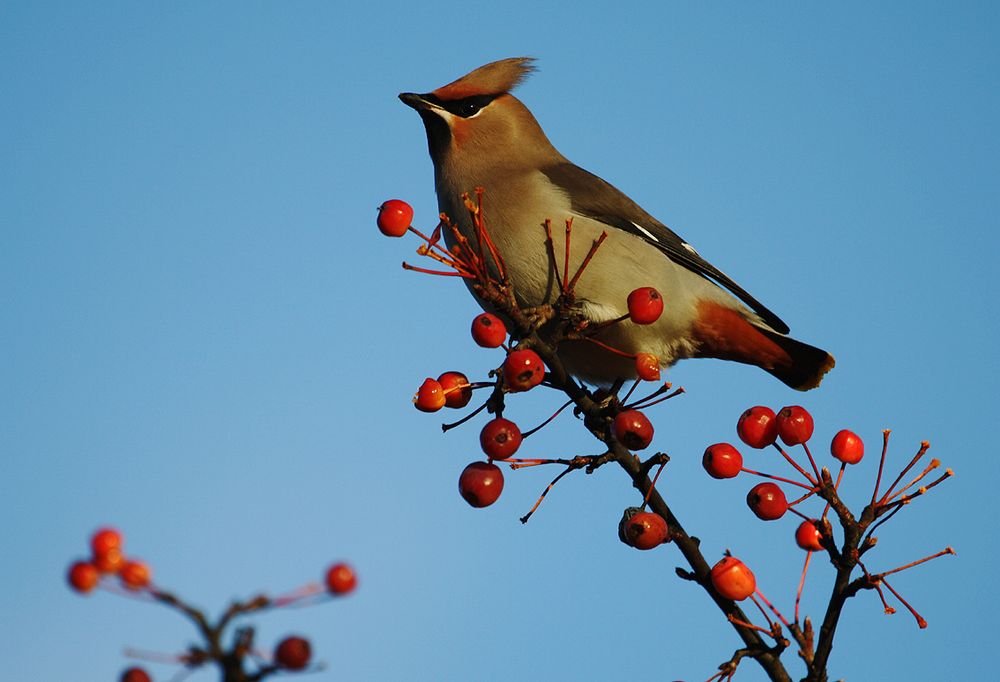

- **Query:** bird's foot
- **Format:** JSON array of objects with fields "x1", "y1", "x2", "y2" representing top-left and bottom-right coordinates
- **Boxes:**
[{"x1": 520, "y1": 303, "x2": 556, "y2": 331}]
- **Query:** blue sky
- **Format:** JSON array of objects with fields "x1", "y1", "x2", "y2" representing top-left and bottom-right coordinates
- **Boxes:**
[{"x1": 2, "y1": 2, "x2": 997, "y2": 680}]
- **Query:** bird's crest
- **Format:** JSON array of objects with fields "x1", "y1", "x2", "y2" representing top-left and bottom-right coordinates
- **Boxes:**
[{"x1": 432, "y1": 57, "x2": 536, "y2": 101}]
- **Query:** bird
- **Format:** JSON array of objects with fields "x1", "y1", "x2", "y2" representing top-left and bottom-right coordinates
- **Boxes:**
[{"x1": 399, "y1": 58, "x2": 834, "y2": 390}]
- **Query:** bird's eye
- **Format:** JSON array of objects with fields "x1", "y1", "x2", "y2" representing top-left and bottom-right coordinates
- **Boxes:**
[{"x1": 458, "y1": 101, "x2": 481, "y2": 117}]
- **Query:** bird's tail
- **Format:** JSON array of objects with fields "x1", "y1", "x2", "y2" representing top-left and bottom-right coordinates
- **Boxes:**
[
  {"x1": 755, "y1": 327, "x2": 836, "y2": 391},
  {"x1": 691, "y1": 301, "x2": 835, "y2": 390}
]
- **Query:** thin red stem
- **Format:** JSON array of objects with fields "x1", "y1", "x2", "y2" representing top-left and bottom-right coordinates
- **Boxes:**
[
  {"x1": 884, "y1": 459, "x2": 941, "y2": 504},
  {"x1": 870, "y1": 430, "x2": 891, "y2": 509},
  {"x1": 794, "y1": 551, "x2": 813, "y2": 624},
  {"x1": 771, "y1": 443, "x2": 818, "y2": 486},
  {"x1": 878, "y1": 441, "x2": 931, "y2": 505},
  {"x1": 563, "y1": 218, "x2": 572, "y2": 295},
  {"x1": 739, "y1": 467, "x2": 815, "y2": 490},
  {"x1": 642, "y1": 461, "x2": 667, "y2": 508},
  {"x1": 878, "y1": 547, "x2": 956, "y2": 578},
  {"x1": 522, "y1": 399, "x2": 574, "y2": 438},
  {"x1": 566, "y1": 231, "x2": 608, "y2": 293},
  {"x1": 628, "y1": 386, "x2": 685, "y2": 410},
  {"x1": 880, "y1": 578, "x2": 927, "y2": 628},
  {"x1": 800, "y1": 442, "x2": 821, "y2": 483},
  {"x1": 520, "y1": 465, "x2": 576, "y2": 524},
  {"x1": 754, "y1": 589, "x2": 792, "y2": 631},
  {"x1": 402, "y1": 262, "x2": 474, "y2": 278}
]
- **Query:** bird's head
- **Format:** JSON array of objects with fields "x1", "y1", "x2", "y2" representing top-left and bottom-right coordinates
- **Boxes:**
[{"x1": 399, "y1": 57, "x2": 561, "y2": 174}]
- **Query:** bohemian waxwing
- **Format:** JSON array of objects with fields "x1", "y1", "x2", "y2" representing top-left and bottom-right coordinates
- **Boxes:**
[{"x1": 399, "y1": 58, "x2": 834, "y2": 390}]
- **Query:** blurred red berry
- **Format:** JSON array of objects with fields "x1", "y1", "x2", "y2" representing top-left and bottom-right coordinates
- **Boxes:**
[
  {"x1": 479, "y1": 417, "x2": 522, "y2": 460},
  {"x1": 746, "y1": 482, "x2": 788, "y2": 520},
  {"x1": 437, "y1": 371, "x2": 472, "y2": 409},
  {"x1": 710, "y1": 556, "x2": 756, "y2": 601},
  {"x1": 376, "y1": 199, "x2": 413, "y2": 237},
  {"x1": 737, "y1": 406, "x2": 778, "y2": 449},
  {"x1": 275, "y1": 635, "x2": 312, "y2": 670},
  {"x1": 91, "y1": 527, "x2": 123, "y2": 556},
  {"x1": 67, "y1": 560, "x2": 99, "y2": 594},
  {"x1": 795, "y1": 520, "x2": 824, "y2": 552},
  {"x1": 627, "y1": 287, "x2": 664, "y2": 324},
  {"x1": 703, "y1": 443, "x2": 743, "y2": 479},
  {"x1": 93, "y1": 546, "x2": 124, "y2": 574},
  {"x1": 612, "y1": 409, "x2": 654, "y2": 450},
  {"x1": 831, "y1": 429, "x2": 864, "y2": 464},
  {"x1": 413, "y1": 378, "x2": 446, "y2": 412},
  {"x1": 470, "y1": 312, "x2": 506, "y2": 348},
  {"x1": 325, "y1": 563, "x2": 357, "y2": 595},
  {"x1": 120, "y1": 667, "x2": 152, "y2": 682},
  {"x1": 621, "y1": 511, "x2": 669, "y2": 550},
  {"x1": 503, "y1": 349, "x2": 545, "y2": 392},
  {"x1": 634, "y1": 353, "x2": 661, "y2": 381},
  {"x1": 777, "y1": 405, "x2": 814, "y2": 445},
  {"x1": 458, "y1": 461, "x2": 504, "y2": 508},
  {"x1": 119, "y1": 559, "x2": 151, "y2": 591}
]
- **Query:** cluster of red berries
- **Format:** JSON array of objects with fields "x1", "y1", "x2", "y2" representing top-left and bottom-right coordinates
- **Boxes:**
[
  {"x1": 67, "y1": 527, "x2": 151, "y2": 595},
  {"x1": 419, "y1": 306, "x2": 664, "y2": 510},
  {"x1": 733, "y1": 405, "x2": 863, "y2": 463},
  {"x1": 380, "y1": 199, "x2": 669, "y2": 526},
  {"x1": 409, "y1": 308, "x2": 548, "y2": 509},
  {"x1": 67, "y1": 524, "x2": 358, "y2": 680},
  {"x1": 702, "y1": 405, "x2": 865, "y2": 550}
]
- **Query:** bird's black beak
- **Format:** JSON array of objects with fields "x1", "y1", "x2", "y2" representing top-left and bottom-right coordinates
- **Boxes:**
[{"x1": 398, "y1": 92, "x2": 430, "y2": 111}]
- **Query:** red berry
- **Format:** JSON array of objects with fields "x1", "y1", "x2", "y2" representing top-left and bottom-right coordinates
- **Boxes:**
[
  {"x1": 325, "y1": 562, "x2": 357, "y2": 595},
  {"x1": 471, "y1": 312, "x2": 507, "y2": 348},
  {"x1": 91, "y1": 527, "x2": 123, "y2": 556},
  {"x1": 93, "y1": 546, "x2": 124, "y2": 574},
  {"x1": 710, "y1": 556, "x2": 756, "y2": 601},
  {"x1": 737, "y1": 406, "x2": 778, "y2": 449},
  {"x1": 120, "y1": 667, "x2": 152, "y2": 682},
  {"x1": 627, "y1": 287, "x2": 664, "y2": 324},
  {"x1": 831, "y1": 429, "x2": 864, "y2": 464},
  {"x1": 703, "y1": 443, "x2": 743, "y2": 479},
  {"x1": 413, "y1": 378, "x2": 446, "y2": 412},
  {"x1": 795, "y1": 520, "x2": 824, "y2": 552},
  {"x1": 612, "y1": 409, "x2": 654, "y2": 450},
  {"x1": 376, "y1": 199, "x2": 413, "y2": 237},
  {"x1": 746, "y1": 482, "x2": 788, "y2": 520},
  {"x1": 777, "y1": 405, "x2": 814, "y2": 445},
  {"x1": 458, "y1": 461, "x2": 504, "y2": 508},
  {"x1": 479, "y1": 417, "x2": 522, "y2": 460},
  {"x1": 437, "y1": 371, "x2": 472, "y2": 409},
  {"x1": 635, "y1": 353, "x2": 661, "y2": 381},
  {"x1": 67, "y1": 560, "x2": 100, "y2": 594},
  {"x1": 275, "y1": 635, "x2": 312, "y2": 670},
  {"x1": 621, "y1": 511, "x2": 669, "y2": 550},
  {"x1": 119, "y1": 559, "x2": 151, "y2": 591},
  {"x1": 503, "y1": 349, "x2": 545, "y2": 392}
]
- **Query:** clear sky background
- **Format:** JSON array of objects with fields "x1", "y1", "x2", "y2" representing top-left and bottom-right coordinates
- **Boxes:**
[{"x1": 3, "y1": 3, "x2": 997, "y2": 681}]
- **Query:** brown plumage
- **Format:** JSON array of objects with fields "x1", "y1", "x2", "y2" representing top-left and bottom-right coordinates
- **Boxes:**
[
  {"x1": 400, "y1": 58, "x2": 834, "y2": 390},
  {"x1": 431, "y1": 57, "x2": 536, "y2": 100}
]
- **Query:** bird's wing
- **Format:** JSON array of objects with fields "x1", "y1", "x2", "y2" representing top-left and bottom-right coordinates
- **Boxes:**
[{"x1": 541, "y1": 162, "x2": 790, "y2": 334}]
